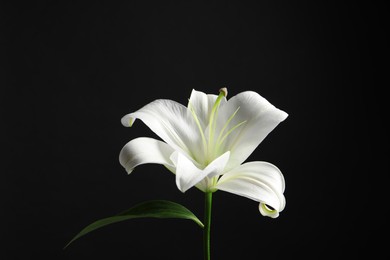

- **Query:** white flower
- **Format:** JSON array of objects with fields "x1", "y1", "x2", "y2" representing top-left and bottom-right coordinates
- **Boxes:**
[{"x1": 119, "y1": 89, "x2": 288, "y2": 218}]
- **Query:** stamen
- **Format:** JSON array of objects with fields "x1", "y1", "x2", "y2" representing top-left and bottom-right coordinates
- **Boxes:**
[
  {"x1": 217, "y1": 120, "x2": 247, "y2": 147},
  {"x1": 207, "y1": 89, "x2": 227, "y2": 160},
  {"x1": 216, "y1": 106, "x2": 240, "y2": 145},
  {"x1": 188, "y1": 100, "x2": 208, "y2": 155},
  {"x1": 219, "y1": 87, "x2": 228, "y2": 98}
]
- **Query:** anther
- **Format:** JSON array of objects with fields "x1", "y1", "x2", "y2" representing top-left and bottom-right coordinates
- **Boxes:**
[{"x1": 219, "y1": 88, "x2": 228, "y2": 98}]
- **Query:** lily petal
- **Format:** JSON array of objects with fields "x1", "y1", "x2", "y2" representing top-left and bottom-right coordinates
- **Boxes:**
[
  {"x1": 119, "y1": 137, "x2": 175, "y2": 174},
  {"x1": 187, "y1": 89, "x2": 225, "y2": 129},
  {"x1": 216, "y1": 91, "x2": 288, "y2": 170},
  {"x1": 121, "y1": 99, "x2": 204, "y2": 163},
  {"x1": 215, "y1": 161, "x2": 285, "y2": 217},
  {"x1": 171, "y1": 151, "x2": 230, "y2": 193},
  {"x1": 259, "y1": 202, "x2": 282, "y2": 218}
]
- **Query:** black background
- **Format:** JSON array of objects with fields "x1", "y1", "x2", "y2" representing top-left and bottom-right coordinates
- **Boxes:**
[{"x1": 1, "y1": 1, "x2": 385, "y2": 259}]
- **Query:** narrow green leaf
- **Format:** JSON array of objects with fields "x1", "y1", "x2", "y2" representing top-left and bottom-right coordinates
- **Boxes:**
[{"x1": 64, "y1": 200, "x2": 204, "y2": 249}]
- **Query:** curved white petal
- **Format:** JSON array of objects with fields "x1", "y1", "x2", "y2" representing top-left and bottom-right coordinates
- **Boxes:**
[
  {"x1": 121, "y1": 99, "x2": 204, "y2": 163},
  {"x1": 187, "y1": 89, "x2": 224, "y2": 129},
  {"x1": 215, "y1": 161, "x2": 286, "y2": 217},
  {"x1": 119, "y1": 137, "x2": 175, "y2": 174},
  {"x1": 171, "y1": 151, "x2": 230, "y2": 193},
  {"x1": 259, "y1": 202, "x2": 282, "y2": 218},
  {"x1": 215, "y1": 91, "x2": 288, "y2": 170}
]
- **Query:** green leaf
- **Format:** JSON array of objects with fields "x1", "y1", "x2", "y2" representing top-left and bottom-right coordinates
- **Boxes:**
[{"x1": 64, "y1": 200, "x2": 204, "y2": 249}]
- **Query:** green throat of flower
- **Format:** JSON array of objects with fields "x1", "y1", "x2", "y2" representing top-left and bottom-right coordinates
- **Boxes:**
[{"x1": 189, "y1": 88, "x2": 247, "y2": 166}]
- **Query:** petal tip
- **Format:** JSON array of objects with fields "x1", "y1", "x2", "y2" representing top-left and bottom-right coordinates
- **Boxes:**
[
  {"x1": 126, "y1": 168, "x2": 134, "y2": 174},
  {"x1": 121, "y1": 115, "x2": 135, "y2": 127},
  {"x1": 175, "y1": 178, "x2": 189, "y2": 193},
  {"x1": 280, "y1": 110, "x2": 289, "y2": 121},
  {"x1": 259, "y1": 203, "x2": 280, "y2": 218}
]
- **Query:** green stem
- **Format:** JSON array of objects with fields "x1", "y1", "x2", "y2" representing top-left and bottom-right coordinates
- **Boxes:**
[{"x1": 204, "y1": 192, "x2": 213, "y2": 260}]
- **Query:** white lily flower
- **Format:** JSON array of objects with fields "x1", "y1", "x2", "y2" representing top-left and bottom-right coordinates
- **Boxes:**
[{"x1": 119, "y1": 88, "x2": 288, "y2": 218}]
